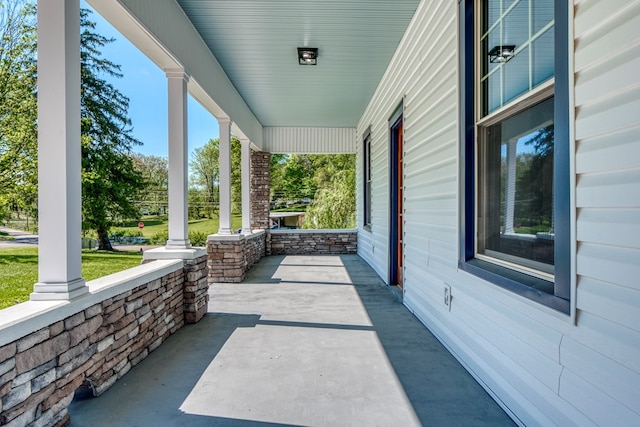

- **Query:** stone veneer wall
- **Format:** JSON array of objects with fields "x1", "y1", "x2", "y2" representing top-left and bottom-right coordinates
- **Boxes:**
[
  {"x1": 267, "y1": 230, "x2": 357, "y2": 256},
  {"x1": 250, "y1": 151, "x2": 270, "y2": 230},
  {"x1": 0, "y1": 255, "x2": 208, "y2": 427},
  {"x1": 183, "y1": 256, "x2": 209, "y2": 324},
  {"x1": 207, "y1": 231, "x2": 266, "y2": 283},
  {"x1": 206, "y1": 230, "x2": 358, "y2": 286}
]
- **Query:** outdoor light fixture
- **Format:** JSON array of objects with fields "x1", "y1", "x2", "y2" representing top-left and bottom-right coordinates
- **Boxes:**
[
  {"x1": 298, "y1": 47, "x2": 318, "y2": 65},
  {"x1": 488, "y1": 45, "x2": 516, "y2": 63}
]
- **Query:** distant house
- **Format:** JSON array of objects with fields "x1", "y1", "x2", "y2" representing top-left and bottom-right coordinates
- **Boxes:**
[{"x1": 270, "y1": 212, "x2": 305, "y2": 229}]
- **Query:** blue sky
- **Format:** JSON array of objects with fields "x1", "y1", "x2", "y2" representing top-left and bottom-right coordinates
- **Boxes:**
[{"x1": 83, "y1": 2, "x2": 219, "y2": 158}]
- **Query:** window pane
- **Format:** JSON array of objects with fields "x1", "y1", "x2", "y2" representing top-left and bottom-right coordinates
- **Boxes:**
[
  {"x1": 481, "y1": 0, "x2": 554, "y2": 117},
  {"x1": 532, "y1": 27, "x2": 554, "y2": 86},
  {"x1": 486, "y1": 0, "x2": 501, "y2": 29},
  {"x1": 479, "y1": 97, "x2": 554, "y2": 276},
  {"x1": 487, "y1": 0, "x2": 520, "y2": 29},
  {"x1": 503, "y1": 0, "x2": 529, "y2": 49},
  {"x1": 533, "y1": 0, "x2": 554, "y2": 33},
  {"x1": 483, "y1": 72, "x2": 502, "y2": 116},
  {"x1": 502, "y1": 45, "x2": 530, "y2": 105}
]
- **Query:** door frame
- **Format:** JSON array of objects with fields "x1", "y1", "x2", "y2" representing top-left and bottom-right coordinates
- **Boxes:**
[{"x1": 389, "y1": 105, "x2": 403, "y2": 288}]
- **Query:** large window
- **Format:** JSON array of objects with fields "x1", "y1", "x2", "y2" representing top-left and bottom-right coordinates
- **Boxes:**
[
  {"x1": 460, "y1": 0, "x2": 570, "y2": 312},
  {"x1": 363, "y1": 130, "x2": 372, "y2": 229}
]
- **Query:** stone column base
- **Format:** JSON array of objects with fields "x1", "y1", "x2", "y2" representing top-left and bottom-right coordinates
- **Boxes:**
[{"x1": 207, "y1": 231, "x2": 266, "y2": 283}]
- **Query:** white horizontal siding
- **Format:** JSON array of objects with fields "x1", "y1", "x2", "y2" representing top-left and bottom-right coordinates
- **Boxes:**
[
  {"x1": 559, "y1": 369, "x2": 640, "y2": 426},
  {"x1": 576, "y1": 125, "x2": 640, "y2": 174},
  {"x1": 577, "y1": 208, "x2": 640, "y2": 248},
  {"x1": 560, "y1": 337, "x2": 640, "y2": 413},
  {"x1": 576, "y1": 275, "x2": 640, "y2": 331},
  {"x1": 356, "y1": 0, "x2": 640, "y2": 424},
  {"x1": 565, "y1": 311, "x2": 640, "y2": 373},
  {"x1": 263, "y1": 127, "x2": 355, "y2": 154},
  {"x1": 571, "y1": 0, "x2": 640, "y2": 423}
]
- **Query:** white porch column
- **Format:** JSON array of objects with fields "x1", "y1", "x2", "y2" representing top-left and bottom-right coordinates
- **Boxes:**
[
  {"x1": 504, "y1": 139, "x2": 517, "y2": 234},
  {"x1": 217, "y1": 118, "x2": 233, "y2": 235},
  {"x1": 165, "y1": 69, "x2": 191, "y2": 248},
  {"x1": 240, "y1": 138, "x2": 252, "y2": 234},
  {"x1": 31, "y1": 0, "x2": 87, "y2": 300}
]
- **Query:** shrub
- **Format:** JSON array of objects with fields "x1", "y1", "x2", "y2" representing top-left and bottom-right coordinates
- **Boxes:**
[
  {"x1": 149, "y1": 230, "x2": 169, "y2": 245},
  {"x1": 188, "y1": 231, "x2": 208, "y2": 246}
]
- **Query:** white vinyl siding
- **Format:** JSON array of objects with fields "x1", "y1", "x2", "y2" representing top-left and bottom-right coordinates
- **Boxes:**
[
  {"x1": 263, "y1": 127, "x2": 356, "y2": 154},
  {"x1": 356, "y1": 0, "x2": 640, "y2": 425},
  {"x1": 573, "y1": 0, "x2": 640, "y2": 422}
]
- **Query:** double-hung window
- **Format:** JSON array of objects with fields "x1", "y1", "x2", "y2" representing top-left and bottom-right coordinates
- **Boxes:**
[{"x1": 460, "y1": 0, "x2": 570, "y2": 313}]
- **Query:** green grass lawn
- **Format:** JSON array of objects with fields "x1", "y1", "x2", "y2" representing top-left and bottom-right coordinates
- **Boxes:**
[
  {"x1": 0, "y1": 247, "x2": 142, "y2": 310},
  {"x1": 0, "y1": 216, "x2": 243, "y2": 309}
]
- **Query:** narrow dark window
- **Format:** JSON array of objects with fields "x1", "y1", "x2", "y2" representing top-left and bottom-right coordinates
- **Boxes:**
[
  {"x1": 460, "y1": 0, "x2": 569, "y2": 312},
  {"x1": 363, "y1": 130, "x2": 372, "y2": 229}
]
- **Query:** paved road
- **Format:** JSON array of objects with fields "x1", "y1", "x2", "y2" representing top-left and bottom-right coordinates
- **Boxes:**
[{"x1": 0, "y1": 227, "x2": 39, "y2": 248}]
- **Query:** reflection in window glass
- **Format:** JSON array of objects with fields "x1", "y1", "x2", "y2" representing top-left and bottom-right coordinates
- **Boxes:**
[{"x1": 479, "y1": 97, "x2": 554, "y2": 276}]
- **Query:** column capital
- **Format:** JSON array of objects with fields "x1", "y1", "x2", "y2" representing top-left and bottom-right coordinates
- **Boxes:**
[
  {"x1": 164, "y1": 68, "x2": 190, "y2": 81},
  {"x1": 218, "y1": 116, "x2": 232, "y2": 126}
]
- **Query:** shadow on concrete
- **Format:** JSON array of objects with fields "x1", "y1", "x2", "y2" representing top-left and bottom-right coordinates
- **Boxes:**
[
  {"x1": 69, "y1": 254, "x2": 514, "y2": 427},
  {"x1": 69, "y1": 313, "x2": 301, "y2": 427}
]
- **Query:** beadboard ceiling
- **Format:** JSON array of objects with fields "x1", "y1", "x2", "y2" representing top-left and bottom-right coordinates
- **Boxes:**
[{"x1": 175, "y1": 0, "x2": 421, "y2": 128}]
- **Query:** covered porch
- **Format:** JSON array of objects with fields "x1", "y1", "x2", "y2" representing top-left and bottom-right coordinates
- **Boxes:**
[{"x1": 69, "y1": 255, "x2": 513, "y2": 426}]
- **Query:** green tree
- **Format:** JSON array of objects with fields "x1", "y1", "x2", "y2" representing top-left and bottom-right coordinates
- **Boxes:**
[
  {"x1": 131, "y1": 154, "x2": 168, "y2": 215},
  {"x1": 269, "y1": 154, "x2": 287, "y2": 198},
  {"x1": 190, "y1": 138, "x2": 219, "y2": 218},
  {"x1": 303, "y1": 155, "x2": 355, "y2": 229},
  {"x1": 80, "y1": 9, "x2": 144, "y2": 250},
  {"x1": 189, "y1": 137, "x2": 242, "y2": 218},
  {"x1": 281, "y1": 154, "x2": 315, "y2": 200},
  {"x1": 230, "y1": 138, "x2": 241, "y2": 214},
  {"x1": 0, "y1": 1, "x2": 37, "y2": 223}
]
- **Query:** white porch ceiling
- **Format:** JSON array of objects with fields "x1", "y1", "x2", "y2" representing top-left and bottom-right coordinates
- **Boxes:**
[{"x1": 174, "y1": 0, "x2": 421, "y2": 128}]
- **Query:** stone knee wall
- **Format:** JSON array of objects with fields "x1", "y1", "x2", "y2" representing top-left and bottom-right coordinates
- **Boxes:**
[
  {"x1": 250, "y1": 151, "x2": 270, "y2": 230},
  {"x1": 207, "y1": 232, "x2": 266, "y2": 283},
  {"x1": 245, "y1": 233, "x2": 266, "y2": 269},
  {"x1": 0, "y1": 257, "x2": 209, "y2": 427},
  {"x1": 183, "y1": 255, "x2": 209, "y2": 324},
  {"x1": 267, "y1": 230, "x2": 358, "y2": 256}
]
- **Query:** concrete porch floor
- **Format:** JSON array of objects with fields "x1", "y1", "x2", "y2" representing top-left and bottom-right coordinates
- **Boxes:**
[{"x1": 69, "y1": 255, "x2": 515, "y2": 426}]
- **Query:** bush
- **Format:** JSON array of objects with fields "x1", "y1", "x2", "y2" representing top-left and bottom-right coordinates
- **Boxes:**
[
  {"x1": 188, "y1": 231, "x2": 208, "y2": 246},
  {"x1": 149, "y1": 230, "x2": 169, "y2": 245},
  {"x1": 147, "y1": 230, "x2": 208, "y2": 246}
]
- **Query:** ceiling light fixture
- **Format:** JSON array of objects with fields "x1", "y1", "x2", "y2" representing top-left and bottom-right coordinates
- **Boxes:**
[
  {"x1": 488, "y1": 45, "x2": 516, "y2": 63},
  {"x1": 298, "y1": 47, "x2": 318, "y2": 65}
]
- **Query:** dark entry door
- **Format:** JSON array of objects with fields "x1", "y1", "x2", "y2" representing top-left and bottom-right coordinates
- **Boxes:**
[{"x1": 390, "y1": 115, "x2": 403, "y2": 288}]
